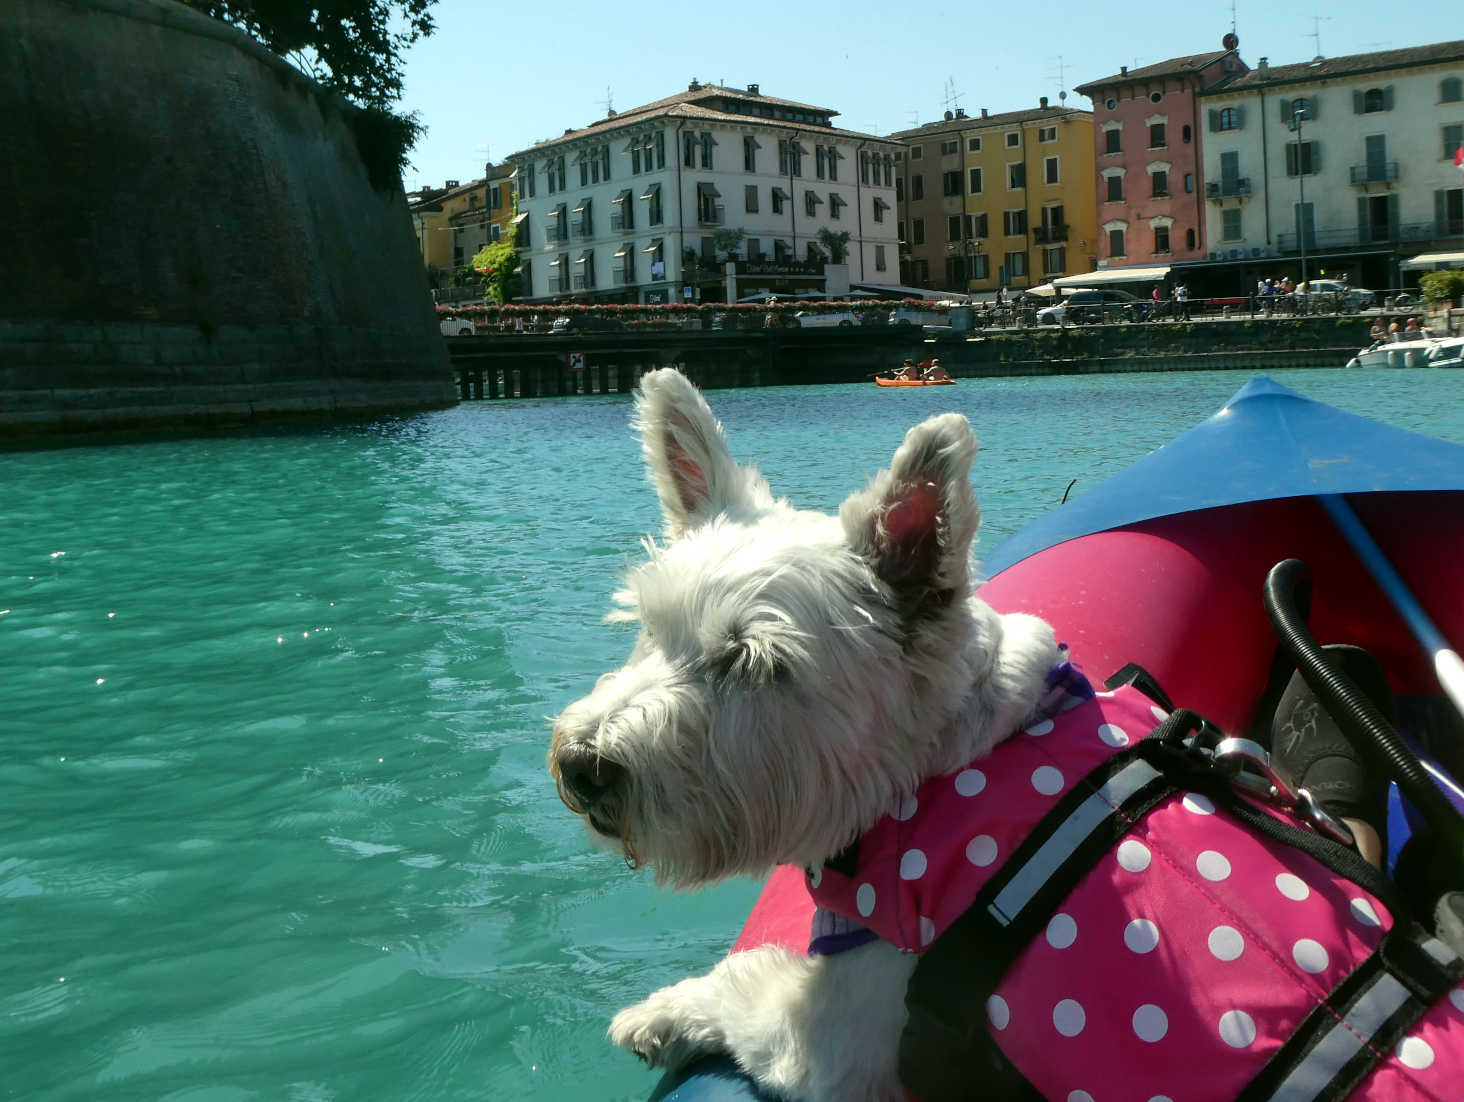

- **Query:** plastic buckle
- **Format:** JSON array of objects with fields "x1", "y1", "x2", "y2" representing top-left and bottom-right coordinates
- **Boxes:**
[{"x1": 1211, "y1": 737, "x2": 1355, "y2": 847}]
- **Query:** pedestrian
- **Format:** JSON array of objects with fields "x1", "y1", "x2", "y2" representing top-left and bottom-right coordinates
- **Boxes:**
[
  {"x1": 1404, "y1": 317, "x2": 1421, "y2": 337},
  {"x1": 1175, "y1": 283, "x2": 1190, "y2": 321},
  {"x1": 995, "y1": 286, "x2": 1005, "y2": 308},
  {"x1": 1263, "y1": 278, "x2": 1276, "y2": 316},
  {"x1": 1151, "y1": 284, "x2": 1161, "y2": 319}
]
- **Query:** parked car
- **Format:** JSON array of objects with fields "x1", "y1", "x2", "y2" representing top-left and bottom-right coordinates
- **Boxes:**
[
  {"x1": 1037, "y1": 289, "x2": 1147, "y2": 326},
  {"x1": 439, "y1": 314, "x2": 476, "y2": 336},
  {"x1": 551, "y1": 314, "x2": 625, "y2": 333},
  {"x1": 1289, "y1": 279, "x2": 1376, "y2": 312},
  {"x1": 888, "y1": 304, "x2": 951, "y2": 327},
  {"x1": 792, "y1": 310, "x2": 859, "y2": 328}
]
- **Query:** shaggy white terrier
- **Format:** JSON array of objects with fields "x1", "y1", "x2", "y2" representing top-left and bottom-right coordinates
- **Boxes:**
[{"x1": 550, "y1": 367, "x2": 1060, "y2": 1100}]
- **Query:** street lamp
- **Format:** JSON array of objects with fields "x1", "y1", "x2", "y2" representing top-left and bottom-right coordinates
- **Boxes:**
[{"x1": 1292, "y1": 102, "x2": 1309, "y2": 305}]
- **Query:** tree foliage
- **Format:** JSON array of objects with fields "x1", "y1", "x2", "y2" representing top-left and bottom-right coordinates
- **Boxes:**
[
  {"x1": 816, "y1": 228, "x2": 851, "y2": 265},
  {"x1": 471, "y1": 228, "x2": 523, "y2": 305},
  {"x1": 181, "y1": 1, "x2": 436, "y2": 185},
  {"x1": 1419, "y1": 270, "x2": 1464, "y2": 303}
]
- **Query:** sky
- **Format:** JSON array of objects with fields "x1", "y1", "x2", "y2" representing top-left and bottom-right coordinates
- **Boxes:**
[{"x1": 395, "y1": 0, "x2": 1441, "y2": 192}]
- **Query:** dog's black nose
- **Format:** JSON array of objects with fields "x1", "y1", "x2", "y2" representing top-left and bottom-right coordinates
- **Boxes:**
[{"x1": 556, "y1": 741, "x2": 626, "y2": 810}]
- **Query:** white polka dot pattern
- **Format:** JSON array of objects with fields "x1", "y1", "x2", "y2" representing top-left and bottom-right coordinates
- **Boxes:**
[
  {"x1": 1067, "y1": 1092, "x2": 1095, "y2": 1102},
  {"x1": 1025, "y1": 718, "x2": 1054, "y2": 737},
  {"x1": 1097, "y1": 722, "x2": 1129, "y2": 747},
  {"x1": 1451, "y1": 987, "x2": 1464, "y2": 1013},
  {"x1": 1275, "y1": 873, "x2": 1309, "y2": 901},
  {"x1": 1046, "y1": 913, "x2": 1077, "y2": 949},
  {"x1": 1218, "y1": 1009, "x2": 1257, "y2": 1048},
  {"x1": 1117, "y1": 839, "x2": 1151, "y2": 872},
  {"x1": 919, "y1": 916, "x2": 935, "y2": 947},
  {"x1": 1181, "y1": 792, "x2": 1214, "y2": 815},
  {"x1": 1208, "y1": 925, "x2": 1245, "y2": 962},
  {"x1": 966, "y1": 834, "x2": 998, "y2": 867},
  {"x1": 899, "y1": 849, "x2": 927, "y2": 881},
  {"x1": 1350, "y1": 897, "x2": 1381, "y2": 927},
  {"x1": 954, "y1": 768, "x2": 986, "y2": 797},
  {"x1": 891, "y1": 794, "x2": 919, "y2": 822},
  {"x1": 1196, "y1": 850, "x2": 1231, "y2": 881},
  {"x1": 1292, "y1": 938, "x2": 1329, "y2": 974},
  {"x1": 987, "y1": 994, "x2": 1010, "y2": 1030},
  {"x1": 1132, "y1": 1004, "x2": 1168, "y2": 1042},
  {"x1": 1124, "y1": 919, "x2": 1159, "y2": 954},
  {"x1": 855, "y1": 882, "x2": 875, "y2": 917},
  {"x1": 1031, "y1": 765, "x2": 1064, "y2": 795},
  {"x1": 1396, "y1": 1036, "x2": 1435, "y2": 1070},
  {"x1": 1053, "y1": 999, "x2": 1086, "y2": 1037}
]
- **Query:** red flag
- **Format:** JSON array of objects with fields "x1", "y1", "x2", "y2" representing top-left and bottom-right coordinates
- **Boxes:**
[{"x1": 1456, "y1": 145, "x2": 1464, "y2": 178}]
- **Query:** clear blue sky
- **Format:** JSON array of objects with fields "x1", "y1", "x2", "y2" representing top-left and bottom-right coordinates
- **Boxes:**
[{"x1": 396, "y1": 0, "x2": 1439, "y2": 192}]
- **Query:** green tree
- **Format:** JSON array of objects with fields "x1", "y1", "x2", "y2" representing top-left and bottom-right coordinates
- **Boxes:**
[
  {"x1": 182, "y1": 1, "x2": 436, "y2": 183},
  {"x1": 711, "y1": 227, "x2": 746, "y2": 260},
  {"x1": 471, "y1": 230, "x2": 523, "y2": 305},
  {"x1": 816, "y1": 228, "x2": 851, "y2": 264}
]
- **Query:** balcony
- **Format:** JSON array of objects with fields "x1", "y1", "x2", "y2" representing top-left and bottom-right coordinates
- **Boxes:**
[
  {"x1": 1276, "y1": 220, "x2": 1437, "y2": 252},
  {"x1": 1033, "y1": 224, "x2": 1069, "y2": 243},
  {"x1": 572, "y1": 274, "x2": 596, "y2": 291},
  {"x1": 1349, "y1": 162, "x2": 1400, "y2": 186},
  {"x1": 1206, "y1": 179, "x2": 1252, "y2": 200}
]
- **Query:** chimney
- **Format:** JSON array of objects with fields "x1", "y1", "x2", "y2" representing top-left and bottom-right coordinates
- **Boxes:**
[
  {"x1": 446, "y1": 179, "x2": 459, "y2": 188},
  {"x1": 1120, "y1": 65, "x2": 1128, "y2": 76},
  {"x1": 944, "y1": 110, "x2": 954, "y2": 121},
  {"x1": 981, "y1": 107, "x2": 989, "y2": 119},
  {"x1": 688, "y1": 78, "x2": 701, "y2": 91},
  {"x1": 1040, "y1": 95, "x2": 1048, "y2": 108},
  {"x1": 746, "y1": 82, "x2": 760, "y2": 95},
  {"x1": 1257, "y1": 57, "x2": 1270, "y2": 78},
  {"x1": 954, "y1": 108, "x2": 966, "y2": 118}
]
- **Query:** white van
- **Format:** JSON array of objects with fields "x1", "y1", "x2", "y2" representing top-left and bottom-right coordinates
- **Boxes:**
[{"x1": 439, "y1": 315, "x2": 475, "y2": 336}]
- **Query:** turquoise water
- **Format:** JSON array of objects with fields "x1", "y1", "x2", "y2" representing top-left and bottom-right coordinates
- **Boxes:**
[{"x1": 4, "y1": 369, "x2": 1462, "y2": 1101}]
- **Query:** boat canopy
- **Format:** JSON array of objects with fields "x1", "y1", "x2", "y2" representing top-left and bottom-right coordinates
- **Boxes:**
[
  {"x1": 982, "y1": 377, "x2": 1464, "y2": 575},
  {"x1": 1400, "y1": 251, "x2": 1464, "y2": 271},
  {"x1": 1052, "y1": 265, "x2": 1171, "y2": 289}
]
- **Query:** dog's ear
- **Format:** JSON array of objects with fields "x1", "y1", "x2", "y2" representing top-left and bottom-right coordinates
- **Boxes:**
[
  {"x1": 839, "y1": 413, "x2": 979, "y2": 601},
  {"x1": 634, "y1": 369, "x2": 768, "y2": 538}
]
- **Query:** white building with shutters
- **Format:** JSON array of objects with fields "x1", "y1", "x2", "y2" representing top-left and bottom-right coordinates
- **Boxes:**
[
  {"x1": 505, "y1": 81, "x2": 903, "y2": 304},
  {"x1": 1197, "y1": 40, "x2": 1464, "y2": 289}
]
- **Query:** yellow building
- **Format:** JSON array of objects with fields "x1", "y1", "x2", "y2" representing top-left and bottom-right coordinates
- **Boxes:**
[
  {"x1": 893, "y1": 99, "x2": 1096, "y2": 294},
  {"x1": 407, "y1": 163, "x2": 516, "y2": 282}
]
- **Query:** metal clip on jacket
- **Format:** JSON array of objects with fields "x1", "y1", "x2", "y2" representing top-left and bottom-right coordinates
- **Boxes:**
[{"x1": 1211, "y1": 737, "x2": 1356, "y2": 847}]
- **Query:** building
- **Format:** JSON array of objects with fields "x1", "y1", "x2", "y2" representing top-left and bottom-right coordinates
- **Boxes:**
[
  {"x1": 1074, "y1": 37, "x2": 1248, "y2": 281},
  {"x1": 407, "y1": 163, "x2": 516, "y2": 285},
  {"x1": 890, "y1": 101, "x2": 1096, "y2": 295},
  {"x1": 505, "y1": 82, "x2": 903, "y2": 304},
  {"x1": 1197, "y1": 40, "x2": 1464, "y2": 292}
]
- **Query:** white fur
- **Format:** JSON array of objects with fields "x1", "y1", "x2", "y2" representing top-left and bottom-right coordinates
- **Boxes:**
[{"x1": 550, "y1": 368, "x2": 1060, "y2": 1100}]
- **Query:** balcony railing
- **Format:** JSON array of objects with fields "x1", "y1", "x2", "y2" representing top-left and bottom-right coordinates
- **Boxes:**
[
  {"x1": 1033, "y1": 224, "x2": 1069, "y2": 243},
  {"x1": 1276, "y1": 220, "x2": 1438, "y2": 252},
  {"x1": 1350, "y1": 162, "x2": 1400, "y2": 186},
  {"x1": 545, "y1": 226, "x2": 568, "y2": 244},
  {"x1": 1206, "y1": 178, "x2": 1253, "y2": 199},
  {"x1": 572, "y1": 274, "x2": 595, "y2": 290},
  {"x1": 615, "y1": 268, "x2": 635, "y2": 285}
]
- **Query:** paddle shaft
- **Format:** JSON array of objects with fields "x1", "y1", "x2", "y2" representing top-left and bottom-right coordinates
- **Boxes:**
[{"x1": 1321, "y1": 494, "x2": 1464, "y2": 724}]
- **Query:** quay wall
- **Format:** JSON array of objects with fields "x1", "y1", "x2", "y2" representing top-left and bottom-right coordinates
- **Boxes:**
[
  {"x1": 446, "y1": 316, "x2": 1377, "y2": 398},
  {"x1": 1, "y1": 0, "x2": 455, "y2": 443}
]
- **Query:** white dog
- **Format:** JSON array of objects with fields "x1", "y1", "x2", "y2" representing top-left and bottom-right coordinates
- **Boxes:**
[{"x1": 550, "y1": 368, "x2": 1060, "y2": 1100}]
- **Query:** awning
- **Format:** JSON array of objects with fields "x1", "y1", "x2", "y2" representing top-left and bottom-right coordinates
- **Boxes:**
[
  {"x1": 572, "y1": 198, "x2": 591, "y2": 214},
  {"x1": 546, "y1": 206, "x2": 562, "y2": 219},
  {"x1": 743, "y1": 135, "x2": 762, "y2": 150},
  {"x1": 576, "y1": 252, "x2": 592, "y2": 264},
  {"x1": 1401, "y1": 251, "x2": 1464, "y2": 270},
  {"x1": 698, "y1": 182, "x2": 721, "y2": 197},
  {"x1": 772, "y1": 187, "x2": 791, "y2": 201},
  {"x1": 612, "y1": 189, "x2": 632, "y2": 204},
  {"x1": 805, "y1": 191, "x2": 824, "y2": 205},
  {"x1": 549, "y1": 256, "x2": 563, "y2": 266},
  {"x1": 1052, "y1": 265, "x2": 1170, "y2": 289},
  {"x1": 614, "y1": 243, "x2": 632, "y2": 258},
  {"x1": 510, "y1": 211, "x2": 529, "y2": 225},
  {"x1": 639, "y1": 183, "x2": 661, "y2": 201},
  {"x1": 642, "y1": 240, "x2": 663, "y2": 253},
  {"x1": 873, "y1": 197, "x2": 889, "y2": 213},
  {"x1": 830, "y1": 193, "x2": 847, "y2": 208}
]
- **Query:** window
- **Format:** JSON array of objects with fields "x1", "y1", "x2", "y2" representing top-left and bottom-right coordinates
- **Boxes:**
[
  {"x1": 1103, "y1": 128, "x2": 1121, "y2": 154},
  {"x1": 574, "y1": 197, "x2": 593, "y2": 237},
  {"x1": 828, "y1": 146, "x2": 839, "y2": 181},
  {"x1": 948, "y1": 214, "x2": 963, "y2": 242},
  {"x1": 860, "y1": 151, "x2": 871, "y2": 184},
  {"x1": 1007, "y1": 162, "x2": 1025, "y2": 189},
  {"x1": 883, "y1": 155, "x2": 893, "y2": 187},
  {"x1": 1443, "y1": 77, "x2": 1463, "y2": 103},
  {"x1": 1043, "y1": 246, "x2": 1066, "y2": 274},
  {"x1": 489, "y1": 223, "x2": 500, "y2": 242},
  {"x1": 1182, "y1": 124, "x2": 1192, "y2": 144},
  {"x1": 830, "y1": 192, "x2": 844, "y2": 220},
  {"x1": 700, "y1": 132, "x2": 714, "y2": 169},
  {"x1": 546, "y1": 154, "x2": 566, "y2": 193},
  {"x1": 1285, "y1": 97, "x2": 1317, "y2": 122},
  {"x1": 1105, "y1": 97, "x2": 1117, "y2": 110},
  {"x1": 683, "y1": 132, "x2": 696, "y2": 168},
  {"x1": 1285, "y1": 141, "x2": 1319, "y2": 176},
  {"x1": 1003, "y1": 209, "x2": 1027, "y2": 236},
  {"x1": 969, "y1": 212, "x2": 988, "y2": 238},
  {"x1": 1185, "y1": 228, "x2": 1196, "y2": 250},
  {"x1": 1217, "y1": 107, "x2": 1239, "y2": 131},
  {"x1": 911, "y1": 146, "x2": 923, "y2": 160},
  {"x1": 1222, "y1": 208, "x2": 1243, "y2": 241},
  {"x1": 1039, "y1": 126, "x2": 1057, "y2": 142},
  {"x1": 778, "y1": 140, "x2": 804, "y2": 176},
  {"x1": 875, "y1": 244, "x2": 887, "y2": 271},
  {"x1": 804, "y1": 189, "x2": 820, "y2": 217},
  {"x1": 1361, "y1": 87, "x2": 1388, "y2": 113},
  {"x1": 574, "y1": 250, "x2": 594, "y2": 291},
  {"x1": 642, "y1": 183, "x2": 663, "y2": 225},
  {"x1": 1106, "y1": 174, "x2": 1124, "y2": 202},
  {"x1": 1445, "y1": 124, "x2": 1464, "y2": 161},
  {"x1": 1108, "y1": 228, "x2": 1125, "y2": 256},
  {"x1": 745, "y1": 184, "x2": 758, "y2": 213},
  {"x1": 911, "y1": 174, "x2": 924, "y2": 200},
  {"x1": 912, "y1": 218, "x2": 925, "y2": 245},
  {"x1": 489, "y1": 184, "x2": 502, "y2": 209},
  {"x1": 745, "y1": 237, "x2": 761, "y2": 261},
  {"x1": 873, "y1": 197, "x2": 888, "y2": 223},
  {"x1": 616, "y1": 241, "x2": 635, "y2": 284},
  {"x1": 744, "y1": 135, "x2": 758, "y2": 172},
  {"x1": 1149, "y1": 122, "x2": 1166, "y2": 148},
  {"x1": 519, "y1": 258, "x2": 532, "y2": 296},
  {"x1": 940, "y1": 140, "x2": 959, "y2": 155},
  {"x1": 770, "y1": 187, "x2": 785, "y2": 215},
  {"x1": 1044, "y1": 156, "x2": 1059, "y2": 185},
  {"x1": 816, "y1": 145, "x2": 827, "y2": 179},
  {"x1": 969, "y1": 166, "x2": 983, "y2": 194},
  {"x1": 773, "y1": 239, "x2": 790, "y2": 261},
  {"x1": 646, "y1": 238, "x2": 665, "y2": 280},
  {"x1": 1150, "y1": 170, "x2": 1168, "y2": 197},
  {"x1": 697, "y1": 184, "x2": 721, "y2": 225},
  {"x1": 1153, "y1": 225, "x2": 1170, "y2": 254},
  {"x1": 970, "y1": 254, "x2": 989, "y2": 280},
  {"x1": 946, "y1": 256, "x2": 968, "y2": 286},
  {"x1": 1005, "y1": 131, "x2": 1019, "y2": 147},
  {"x1": 968, "y1": 136, "x2": 982, "y2": 152},
  {"x1": 1439, "y1": 187, "x2": 1464, "y2": 235},
  {"x1": 1003, "y1": 250, "x2": 1027, "y2": 277},
  {"x1": 895, "y1": 177, "x2": 904, "y2": 201},
  {"x1": 1184, "y1": 172, "x2": 1194, "y2": 193},
  {"x1": 943, "y1": 170, "x2": 963, "y2": 196}
]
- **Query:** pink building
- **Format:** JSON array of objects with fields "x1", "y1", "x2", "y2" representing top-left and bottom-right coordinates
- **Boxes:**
[{"x1": 1075, "y1": 36, "x2": 1247, "y2": 274}]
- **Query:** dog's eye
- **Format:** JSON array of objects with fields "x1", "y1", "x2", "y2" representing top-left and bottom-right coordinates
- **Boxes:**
[{"x1": 703, "y1": 632, "x2": 787, "y2": 687}]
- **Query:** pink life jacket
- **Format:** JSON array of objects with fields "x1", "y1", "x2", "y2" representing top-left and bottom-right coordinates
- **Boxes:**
[{"x1": 806, "y1": 683, "x2": 1464, "y2": 1102}]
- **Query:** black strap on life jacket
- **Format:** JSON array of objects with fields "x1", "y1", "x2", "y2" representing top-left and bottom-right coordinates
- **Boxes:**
[{"x1": 898, "y1": 697, "x2": 1463, "y2": 1102}]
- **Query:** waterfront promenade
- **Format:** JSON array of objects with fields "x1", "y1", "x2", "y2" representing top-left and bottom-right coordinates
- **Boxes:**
[{"x1": 445, "y1": 314, "x2": 1385, "y2": 399}]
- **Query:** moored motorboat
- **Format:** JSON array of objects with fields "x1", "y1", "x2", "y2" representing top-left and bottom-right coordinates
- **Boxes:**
[
  {"x1": 1427, "y1": 336, "x2": 1464, "y2": 368},
  {"x1": 648, "y1": 378, "x2": 1464, "y2": 1101},
  {"x1": 1348, "y1": 336, "x2": 1451, "y2": 368}
]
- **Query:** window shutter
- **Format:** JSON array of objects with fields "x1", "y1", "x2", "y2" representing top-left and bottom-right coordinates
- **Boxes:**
[
  {"x1": 1353, "y1": 89, "x2": 1364, "y2": 114},
  {"x1": 1386, "y1": 193, "x2": 1400, "y2": 241},
  {"x1": 1310, "y1": 142, "x2": 1321, "y2": 173},
  {"x1": 1439, "y1": 190, "x2": 1451, "y2": 236},
  {"x1": 1383, "y1": 85, "x2": 1395, "y2": 110},
  {"x1": 1308, "y1": 96, "x2": 1320, "y2": 121},
  {"x1": 1208, "y1": 108, "x2": 1220, "y2": 132},
  {"x1": 1357, "y1": 195, "x2": 1369, "y2": 237},
  {"x1": 1235, "y1": 106, "x2": 1245, "y2": 129},
  {"x1": 1280, "y1": 98, "x2": 1293, "y2": 123}
]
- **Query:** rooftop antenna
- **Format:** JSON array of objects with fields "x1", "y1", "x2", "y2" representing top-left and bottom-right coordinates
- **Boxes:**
[
  {"x1": 907, "y1": 108, "x2": 921, "y2": 129},
  {"x1": 942, "y1": 77, "x2": 964, "y2": 115},
  {"x1": 1049, "y1": 54, "x2": 1069, "y2": 104},
  {"x1": 1307, "y1": 15, "x2": 1331, "y2": 58},
  {"x1": 597, "y1": 85, "x2": 614, "y2": 115},
  {"x1": 1229, "y1": 0, "x2": 1237, "y2": 37}
]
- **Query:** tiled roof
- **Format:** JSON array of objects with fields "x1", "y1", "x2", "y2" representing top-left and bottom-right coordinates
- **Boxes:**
[
  {"x1": 1218, "y1": 39, "x2": 1464, "y2": 90},
  {"x1": 886, "y1": 104, "x2": 1090, "y2": 140},
  {"x1": 1075, "y1": 50, "x2": 1235, "y2": 93},
  {"x1": 505, "y1": 84, "x2": 896, "y2": 160}
]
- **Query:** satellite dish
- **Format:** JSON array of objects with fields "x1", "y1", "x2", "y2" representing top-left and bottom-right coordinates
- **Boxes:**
[{"x1": 1222, "y1": 32, "x2": 1239, "y2": 50}]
